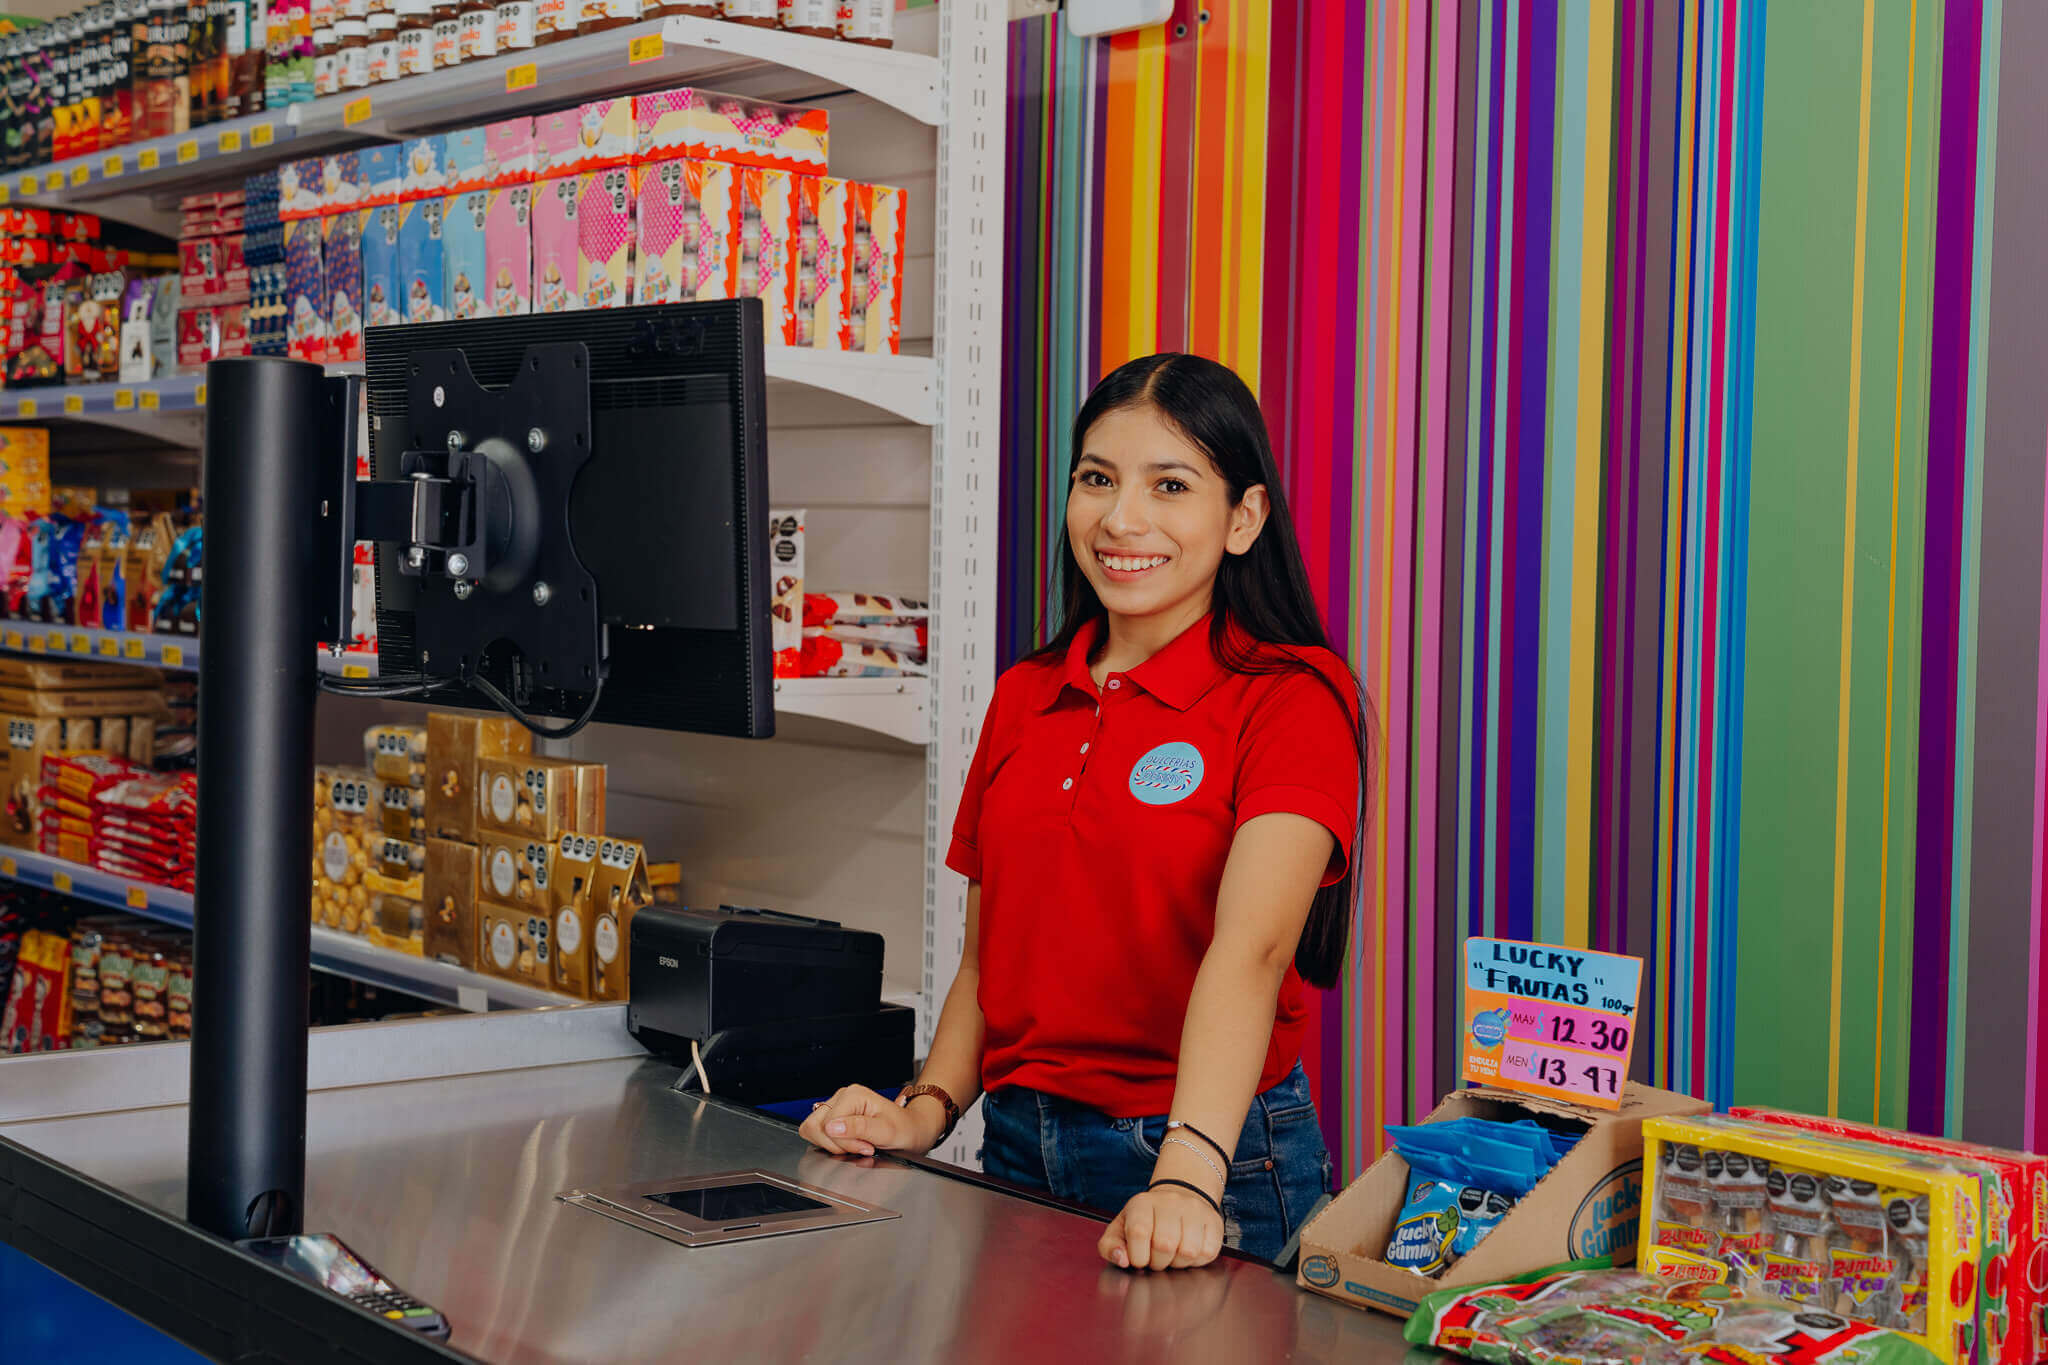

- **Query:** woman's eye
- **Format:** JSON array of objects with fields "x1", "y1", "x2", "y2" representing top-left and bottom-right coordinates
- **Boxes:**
[
  {"x1": 1077, "y1": 470, "x2": 1111, "y2": 487},
  {"x1": 1158, "y1": 479, "x2": 1188, "y2": 495}
]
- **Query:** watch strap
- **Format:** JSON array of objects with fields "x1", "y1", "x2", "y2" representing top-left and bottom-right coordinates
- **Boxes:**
[{"x1": 896, "y1": 1081, "x2": 962, "y2": 1141}]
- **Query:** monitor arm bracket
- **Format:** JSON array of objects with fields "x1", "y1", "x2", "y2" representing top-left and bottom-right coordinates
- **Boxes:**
[{"x1": 320, "y1": 342, "x2": 604, "y2": 704}]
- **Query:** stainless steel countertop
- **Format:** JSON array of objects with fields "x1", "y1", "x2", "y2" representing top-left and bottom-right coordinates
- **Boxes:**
[{"x1": 2, "y1": 1055, "x2": 1427, "y2": 1364}]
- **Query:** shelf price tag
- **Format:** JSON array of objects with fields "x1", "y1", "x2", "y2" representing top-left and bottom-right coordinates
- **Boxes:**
[
  {"x1": 176, "y1": 140, "x2": 200, "y2": 165},
  {"x1": 1461, "y1": 937, "x2": 1643, "y2": 1111},
  {"x1": 162, "y1": 644, "x2": 183, "y2": 667},
  {"x1": 0, "y1": 857, "x2": 14, "y2": 878},
  {"x1": 16, "y1": 174, "x2": 34, "y2": 195},
  {"x1": 69, "y1": 164, "x2": 89, "y2": 187},
  {"x1": 627, "y1": 33, "x2": 663, "y2": 63},
  {"x1": 26, "y1": 634, "x2": 43, "y2": 652},
  {"x1": 46, "y1": 633, "x2": 66, "y2": 651},
  {"x1": 194, "y1": 381, "x2": 207, "y2": 407},
  {"x1": 114, "y1": 388, "x2": 134, "y2": 410},
  {"x1": 70, "y1": 634, "x2": 89, "y2": 654},
  {"x1": 0, "y1": 183, "x2": 10, "y2": 204},
  {"x1": 15, "y1": 398, "x2": 34, "y2": 417},
  {"x1": 344, "y1": 96, "x2": 372, "y2": 126},
  {"x1": 97, "y1": 637, "x2": 118, "y2": 657},
  {"x1": 342, "y1": 663, "x2": 371, "y2": 679},
  {"x1": 2, "y1": 631, "x2": 18, "y2": 649},
  {"x1": 140, "y1": 389, "x2": 160, "y2": 411},
  {"x1": 53, "y1": 871, "x2": 71, "y2": 893},
  {"x1": 103, "y1": 154, "x2": 123, "y2": 177},
  {"x1": 138, "y1": 147, "x2": 161, "y2": 171},
  {"x1": 251, "y1": 122, "x2": 275, "y2": 147},
  {"x1": 63, "y1": 394, "x2": 83, "y2": 415},
  {"x1": 505, "y1": 61, "x2": 538, "y2": 92},
  {"x1": 219, "y1": 129, "x2": 242, "y2": 154},
  {"x1": 127, "y1": 885, "x2": 148, "y2": 908},
  {"x1": 124, "y1": 638, "x2": 144, "y2": 659}
]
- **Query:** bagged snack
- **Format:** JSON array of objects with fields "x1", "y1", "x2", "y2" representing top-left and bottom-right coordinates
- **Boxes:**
[
  {"x1": 799, "y1": 634, "x2": 926, "y2": 679},
  {"x1": 1382, "y1": 1118, "x2": 1568, "y2": 1279},
  {"x1": 802, "y1": 590, "x2": 928, "y2": 628},
  {"x1": 1403, "y1": 1266, "x2": 1947, "y2": 1365}
]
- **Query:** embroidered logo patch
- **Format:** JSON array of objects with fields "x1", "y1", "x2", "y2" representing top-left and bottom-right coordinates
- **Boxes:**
[{"x1": 1129, "y1": 742, "x2": 1204, "y2": 806}]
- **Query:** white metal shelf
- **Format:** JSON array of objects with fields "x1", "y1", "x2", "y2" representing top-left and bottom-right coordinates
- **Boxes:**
[
  {"x1": 774, "y1": 675, "x2": 928, "y2": 745},
  {"x1": 6, "y1": 15, "x2": 941, "y2": 210},
  {"x1": 0, "y1": 350, "x2": 932, "y2": 430},
  {"x1": 0, "y1": 620, "x2": 376, "y2": 678},
  {"x1": 0, "y1": 846, "x2": 570, "y2": 1011}
]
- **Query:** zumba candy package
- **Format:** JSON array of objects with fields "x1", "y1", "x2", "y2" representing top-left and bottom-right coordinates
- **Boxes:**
[{"x1": 1404, "y1": 1266, "x2": 1948, "y2": 1365}]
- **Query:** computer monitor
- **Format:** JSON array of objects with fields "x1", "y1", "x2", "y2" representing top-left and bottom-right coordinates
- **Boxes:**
[{"x1": 360, "y1": 300, "x2": 774, "y2": 738}]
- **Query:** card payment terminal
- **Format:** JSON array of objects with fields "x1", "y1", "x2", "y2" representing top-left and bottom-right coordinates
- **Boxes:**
[{"x1": 237, "y1": 1233, "x2": 451, "y2": 1340}]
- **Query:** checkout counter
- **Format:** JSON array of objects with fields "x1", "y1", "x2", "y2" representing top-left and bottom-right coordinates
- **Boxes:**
[{"x1": 0, "y1": 1004, "x2": 1420, "y2": 1364}]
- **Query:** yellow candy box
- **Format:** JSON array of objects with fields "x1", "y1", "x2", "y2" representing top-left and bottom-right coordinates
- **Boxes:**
[{"x1": 1642, "y1": 1114, "x2": 1987, "y2": 1365}]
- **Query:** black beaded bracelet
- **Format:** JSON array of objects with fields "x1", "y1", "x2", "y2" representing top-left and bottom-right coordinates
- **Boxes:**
[
  {"x1": 1148, "y1": 1177, "x2": 1223, "y2": 1217},
  {"x1": 1166, "y1": 1119, "x2": 1232, "y2": 1164}
]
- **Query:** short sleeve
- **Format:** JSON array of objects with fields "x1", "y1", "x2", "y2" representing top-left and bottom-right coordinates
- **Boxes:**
[
  {"x1": 944, "y1": 674, "x2": 1009, "y2": 882},
  {"x1": 1233, "y1": 666, "x2": 1362, "y2": 887}
]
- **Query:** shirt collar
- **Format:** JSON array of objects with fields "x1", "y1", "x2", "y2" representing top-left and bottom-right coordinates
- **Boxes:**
[{"x1": 1036, "y1": 614, "x2": 1232, "y2": 713}]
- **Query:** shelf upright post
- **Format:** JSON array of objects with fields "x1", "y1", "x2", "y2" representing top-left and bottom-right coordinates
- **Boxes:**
[
  {"x1": 923, "y1": 0, "x2": 1007, "y2": 1165},
  {"x1": 187, "y1": 357, "x2": 334, "y2": 1240}
]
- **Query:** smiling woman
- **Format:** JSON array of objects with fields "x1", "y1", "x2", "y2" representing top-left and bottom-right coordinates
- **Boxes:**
[{"x1": 800, "y1": 353, "x2": 1374, "y2": 1272}]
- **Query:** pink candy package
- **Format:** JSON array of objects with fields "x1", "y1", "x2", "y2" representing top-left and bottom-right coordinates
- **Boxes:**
[
  {"x1": 577, "y1": 167, "x2": 636, "y2": 311},
  {"x1": 532, "y1": 177, "x2": 579, "y2": 315},
  {"x1": 484, "y1": 117, "x2": 535, "y2": 187},
  {"x1": 634, "y1": 158, "x2": 738, "y2": 306},
  {"x1": 484, "y1": 185, "x2": 532, "y2": 317}
]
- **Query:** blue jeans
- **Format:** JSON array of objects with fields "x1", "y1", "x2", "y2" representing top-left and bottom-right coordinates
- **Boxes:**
[{"x1": 977, "y1": 1061, "x2": 1332, "y2": 1263}]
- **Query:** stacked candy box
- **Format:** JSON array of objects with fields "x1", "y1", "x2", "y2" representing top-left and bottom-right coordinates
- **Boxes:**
[
  {"x1": 1731, "y1": 1105, "x2": 2048, "y2": 1365},
  {"x1": 1643, "y1": 1115, "x2": 1992, "y2": 1365}
]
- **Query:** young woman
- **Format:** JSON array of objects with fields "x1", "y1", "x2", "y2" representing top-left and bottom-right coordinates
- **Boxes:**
[{"x1": 799, "y1": 353, "x2": 1370, "y2": 1271}]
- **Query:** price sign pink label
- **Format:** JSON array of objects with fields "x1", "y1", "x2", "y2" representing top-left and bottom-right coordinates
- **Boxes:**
[
  {"x1": 1498, "y1": 1041, "x2": 1625, "y2": 1103},
  {"x1": 1502, "y1": 998, "x2": 1633, "y2": 1057}
]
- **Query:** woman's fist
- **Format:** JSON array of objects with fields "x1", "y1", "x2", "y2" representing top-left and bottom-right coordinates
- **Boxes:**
[{"x1": 797, "y1": 1084, "x2": 942, "y2": 1157}]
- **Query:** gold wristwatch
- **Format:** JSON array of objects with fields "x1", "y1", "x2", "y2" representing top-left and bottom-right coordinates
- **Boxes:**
[{"x1": 896, "y1": 1081, "x2": 962, "y2": 1142}]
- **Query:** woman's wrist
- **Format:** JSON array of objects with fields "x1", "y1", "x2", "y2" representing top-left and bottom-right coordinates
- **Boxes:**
[
  {"x1": 901, "y1": 1093, "x2": 952, "y2": 1150},
  {"x1": 1151, "y1": 1133, "x2": 1226, "y2": 1196}
]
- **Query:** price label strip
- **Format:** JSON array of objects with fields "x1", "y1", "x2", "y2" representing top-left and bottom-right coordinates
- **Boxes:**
[{"x1": 1461, "y1": 937, "x2": 1643, "y2": 1111}]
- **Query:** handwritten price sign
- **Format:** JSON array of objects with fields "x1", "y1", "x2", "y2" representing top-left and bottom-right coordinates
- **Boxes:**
[{"x1": 1462, "y1": 937, "x2": 1643, "y2": 1110}]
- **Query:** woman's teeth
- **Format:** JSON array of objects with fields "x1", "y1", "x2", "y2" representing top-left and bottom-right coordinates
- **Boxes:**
[{"x1": 1099, "y1": 554, "x2": 1169, "y2": 573}]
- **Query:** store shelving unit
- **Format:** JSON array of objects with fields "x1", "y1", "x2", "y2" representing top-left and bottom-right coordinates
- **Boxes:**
[
  {"x1": 0, "y1": 7, "x2": 1005, "y2": 1150},
  {"x1": 0, "y1": 846, "x2": 570, "y2": 1011}
]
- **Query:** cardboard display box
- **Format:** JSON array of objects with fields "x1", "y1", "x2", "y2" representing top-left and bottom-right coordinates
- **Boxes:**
[
  {"x1": 423, "y1": 837, "x2": 479, "y2": 968},
  {"x1": 475, "y1": 755, "x2": 605, "y2": 842},
  {"x1": 424, "y1": 711, "x2": 531, "y2": 843},
  {"x1": 1296, "y1": 1082, "x2": 1710, "y2": 1319}
]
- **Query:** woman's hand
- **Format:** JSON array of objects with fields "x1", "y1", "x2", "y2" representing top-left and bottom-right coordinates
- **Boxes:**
[
  {"x1": 1098, "y1": 1185, "x2": 1225, "y2": 1271},
  {"x1": 797, "y1": 1084, "x2": 943, "y2": 1157}
]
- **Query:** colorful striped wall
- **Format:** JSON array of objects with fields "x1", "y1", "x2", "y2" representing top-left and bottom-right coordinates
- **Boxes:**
[{"x1": 996, "y1": 0, "x2": 2048, "y2": 1179}]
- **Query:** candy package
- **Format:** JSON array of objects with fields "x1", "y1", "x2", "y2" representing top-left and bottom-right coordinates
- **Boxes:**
[
  {"x1": 1383, "y1": 1118, "x2": 1572, "y2": 1278},
  {"x1": 1730, "y1": 1105, "x2": 2048, "y2": 1365},
  {"x1": 1641, "y1": 1115, "x2": 1988, "y2": 1365},
  {"x1": 1404, "y1": 1266, "x2": 1946, "y2": 1365}
]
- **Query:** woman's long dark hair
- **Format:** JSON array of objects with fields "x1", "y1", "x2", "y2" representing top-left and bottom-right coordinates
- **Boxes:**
[{"x1": 1029, "y1": 353, "x2": 1374, "y2": 990}]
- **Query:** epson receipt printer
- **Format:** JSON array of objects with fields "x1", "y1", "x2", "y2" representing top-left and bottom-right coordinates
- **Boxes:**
[{"x1": 628, "y1": 904, "x2": 913, "y2": 1103}]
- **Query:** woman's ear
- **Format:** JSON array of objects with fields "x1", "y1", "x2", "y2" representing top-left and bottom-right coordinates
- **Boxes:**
[{"x1": 1227, "y1": 485, "x2": 1270, "y2": 556}]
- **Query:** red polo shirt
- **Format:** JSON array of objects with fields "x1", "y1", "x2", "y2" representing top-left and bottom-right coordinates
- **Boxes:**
[{"x1": 946, "y1": 614, "x2": 1360, "y2": 1117}]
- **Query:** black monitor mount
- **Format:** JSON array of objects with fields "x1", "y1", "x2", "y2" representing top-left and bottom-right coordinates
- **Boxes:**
[
  {"x1": 190, "y1": 345, "x2": 599, "y2": 1244},
  {"x1": 324, "y1": 341, "x2": 604, "y2": 707}
]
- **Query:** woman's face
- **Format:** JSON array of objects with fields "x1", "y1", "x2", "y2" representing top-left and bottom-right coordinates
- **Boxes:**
[{"x1": 1066, "y1": 404, "x2": 1267, "y2": 628}]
